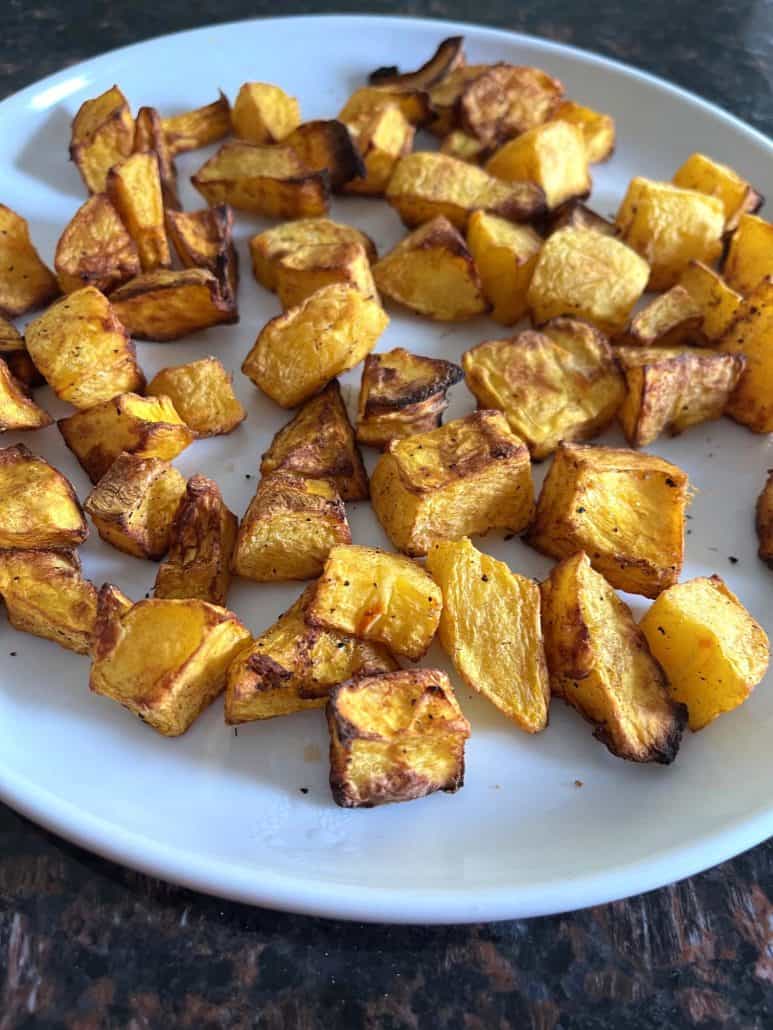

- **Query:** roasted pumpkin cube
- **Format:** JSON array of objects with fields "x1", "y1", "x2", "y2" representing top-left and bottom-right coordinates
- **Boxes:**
[
  {"x1": 84, "y1": 452, "x2": 186, "y2": 560},
  {"x1": 541, "y1": 551, "x2": 686, "y2": 762},
  {"x1": 673, "y1": 152, "x2": 762, "y2": 232},
  {"x1": 463, "y1": 318, "x2": 624, "y2": 460},
  {"x1": 626, "y1": 285, "x2": 705, "y2": 347},
  {"x1": 368, "y1": 35, "x2": 466, "y2": 90},
  {"x1": 165, "y1": 205, "x2": 238, "y2": 305},
  {"x1": 0, "y1": 549, "x2": 96, "y2": 654},
  {"x1": 25, "y1": 286, "x2": 144, "y2": 409},
  {"x1": 284, "y1": 119, "x2": 364, "y2": 191},
  {"x1": 274, "y1": 242, "x2": 376, "y2": 310},
  {"x1": 0, "y1": 357, "x2": 51, "y2": 431},
  {"x1": 133, "y1": 105, "x2": 179, "y2": 209},
  {"x1": 343, "y1": 106, "x2": 414, "y2": 196},
  {"x1": 459, "y1": 64, "x2": 564, "y2": 146},
  {"x1": 260, "y1": 380, "x2": 368, "y2": 501},
  {"x1": 0, "y1": 205, "x2": 58, "y2": 318},
  {"x1": 616, "y1": 345, "x2": 745, "y2": 447},
  {"x1": 678, "y1": 260, "x2": 741, "y2": 340},
  {"x1": 225, "y1": 583, "x2": 397, "y2": 724},
  {"x1": 527, "y1": 226, "x2": 649, "y2": 335},
  {"x1": 719, "y1": 277, "x2": 773, "y2": 432},
  {"x1": 722, "y1": 213, "x2": 773, "y2": 294},
  {"x1": 373, "y1": 216, "x2": 486, "y2": 321},
  {"x1": 550, "y1": 100, "x2": 615, "y2": 163},
  {"x1": 486, "y1": 120, "x2": 591, "y2": 211},
  {"x1": 162, "y1": 92, "x2": 231, "y2": 156},
  {"x1": 90, "y1": 591, "x2": 251, "y2": 737},
  {"x1": 616, "y1": 177, "x2": 725, "y2": 290},
  {"x1": 0, "y1": 317, "x2": 42, "y2": 390},
  {"x1": 427, "y1": 536, "x2": 549, "y2": 732},
  {"x1": 439, "y1": 130, "x2": 487, "y2": 163},
  {"x1": 307, "y1": 544, "x2": 442, "y2": 660},
  {"x1": 386, "y1": 152, "x2": 546, "y2": 230},
  {"x1": 370, "y1": 410, "x2": 534, "y2": 556},
  {"x1": 427, "y1": 64, "x2": 492, "y2": 136},
  {"x1": 548, "y1": 201, "x2": 618, "y2": 237},
  {"x1": 242, "y1": 283, "x2": 388, "y2": 408},
  {"x1": 327, "y1": 669, "x2": 470, "y2": 808},
  {"x1": 0, "y1": 444, "x2": 87, "y2": 550},
  {"x1": 69, "y1": 85, "x2": 134, "y2": 194},
  {"x1": 231, "y1": 81, "x2": 301, "y2": 143},
  {"x1": 528, "y1": 443, "x2": 689, "y2": 598},
  {"x1": 110, "y1": 269, "x2": 236, "y2": 341},
  {"x1": 338, "y1": 85, "x2": 431, "y2": 127},
  {"x1": 154, "y1": 474, "x2": 237, "y2": 605},
  {"x1": 466, "y1": 211, "x2": 541, "y2": 325},
  {"x1": 356, "y1": 348, "x2": 462, "y2": 449},
  {"x1": 55, "y1": 193, "x2": 141, "y2": 294},
  {"x1": 59, "y1": 392, "x2": 194, "y2": 483},
  {"x1": 757, "y1": 471, "x2": 773, "y2": 567},
  {"x1": 232, "y1": 472, "x2": 351, "y2": 582},
  {"x1": 192, "y1": 141, "x2": 329, "y2": 218},
  {"x1": 250, "y1": 217, "x2": 376, "y2": 292},
  {"x1": 106, "y1": 151, "x2": 170, "y2": 272},
  {"x1": 146, "y1": 357, "x2": 245, "y2": 438}
]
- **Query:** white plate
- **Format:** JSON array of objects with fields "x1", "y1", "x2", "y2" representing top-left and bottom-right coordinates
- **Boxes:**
[{"x1": 1, "y1": 14, "x2": 771, "y2": 924}]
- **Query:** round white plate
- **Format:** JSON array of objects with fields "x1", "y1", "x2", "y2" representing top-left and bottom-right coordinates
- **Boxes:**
[{"x1": 0, "y1": 14, "x2": 771, "y2": 924}]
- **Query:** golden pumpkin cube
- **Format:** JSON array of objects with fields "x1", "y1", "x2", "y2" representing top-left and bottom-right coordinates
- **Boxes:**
[
  {"x1": 231, "y1": 82, "x2": 301, "y2": 143},
  {"x1": 154, "y1": 475, "x2": 237, "y2": 606},
  {"x1": 106, "y1": 152, "x2": 171, "y2": 272},
  {"x1": 463, "y1": 318, "x2": 624, "y2": 460},
  {"x1": 133, "y1": 104, "x2": 179, "y2": 209},
  {"x1": 719, "y1": 277, "x2": 773, "y2": 432},
  {"x1": 672, "y1": 152, "x2": 762, "y2": 232},
  {"x1": 0, "y1": 549, "x2": 97, "y2": 654},
  {"x1": 373, "y1": 216, "x2": 486, "y2": 321},
  {"x1": 165, "y1": 205, "x2": 238, "y2": 306},
  {"x1": 231, "y1": 472, "x2": 351, "y2": 582},
  {"x1": 250, "y1": 218, "x2": 376, "y2": 293},
  {"x1": 0, "y1": 444, "x2": 87, "y2": 550},
  {"x1": 146, "y1": 357, "x2": 246, "y2": 438},
  {"x1": 459, "y1": 64, "x2": 564, "y2": 146},
  {"x1": 242, "y1": 283, "x2": 388, "y2": 409},
  {"x1": 486, "y1": 120, "x2": 591, "y2": 211},
  {"x1": 58, "y1": 392, "x2": 194, "y2": 483},
  {"x1": 541, "y1": 551, "x2": 687, "y2": 763},
  {"x1": 356, "y1": 348, "x2": 462, "y2": 449},
  {"x1": 25, "y1": 286, "x2": 144, "y2": 409},
  {"x1": 0, "y1": 204, "x2": 59, "y2": 318},
  {"x1": 273, "y1": 242, "x2": 376, "y2": 310},
  {"x1": 641, "y1": 576, "x2": 769, "y2": 731},
  {"x1": 426, "y1": 537, "x2": 550, "y2": 733},
  {"x1": 678, "y1": 261, "x2": 741, "y2": 341},
  {"x1": 466, "y1": 211, "x2": 541, "y2": 324},
  {"x1": 90, "y1": 590, "x2": 251, "y2": 737},
  {"x1": 626, "y1": 285, "x2": 705, "y2": 347},
  {"x1": 162, "y1": 92, "x2": 231, "y2": 156},
  {"x1": 550, "y1": 100, "x2": 615, "y2": 163},
  {"x1": 343, "y1": 105, "x2": 415, "y2": 196},
  {"x1": 757, "y1": 470, "x2": 773, "y2": 567},
  {"x1": 327, "y1": 669, "x2": 470, "y2": 808},
  {"x1": 528, "y1": 442, "x2": 689, "y2": 598},
  {"x1": 370, "y1": 410, "x2": 534, "y2": 556},
  {"x1": 284, "y1": 119, "x2": 365, "y2": 191},
  {"x1": 84, "y1": 452, "x2": 186, "y2": 560},
  {"x1": 722, "y1": 213, "x2": 773, "y2": 295},
  {"x1": 0, "y1": 358, "x2": 51, "y2": 432},
  {"x1": 55, "y1": 193, "x2": 141, "y2": 294},
  {"x1": 69, "y1": 85, "x2": 134, "y2": 194},
  {"x1": 307, "y1": 544, "x2": 442, "y2": 660},
  {"x1": 527, "y1": 226, "x2": 649, "y2": 335},
  {"x1": 260, "y1": 380, "x2": 369, "y2": 501},
  {"x1": 338, "y1": 85, "x2": 432, "y2": 127},
  {"x1": 224, "y1": 584, "x2": 397, "y2": 724},
  {"x1": 615, "y1": 177, "x2": 725, "y2": 290},
  {"x1": 110, "y1": 269, "x2": 236, "y2": 342}
]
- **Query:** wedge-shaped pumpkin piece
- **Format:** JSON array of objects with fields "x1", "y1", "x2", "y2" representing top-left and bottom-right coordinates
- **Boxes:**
[
  {"x1": 192, "y1": 141, "x2": 329, "y2": 218},
  {"x1": 260, "y1": 380, "x2": 368, "y2": 501},
  {"x1": 165, "y1": 205, "x2": 238, "y2": 306},
  {"x1": 0, "y1": 549, "x2": 97, "y2": 654},
  {"x1": 757, "y1": 471, "x2": 773, "y2": 567},
  {"x1": 626, "y1": 285, "x2": 705, "y2": 347},
  {"x1": 250, "y1": 218, "x2": 376, "y2": 292},
  {"x1": 0, "y1": 205, "x2": 58, "y2": 318},
  {"x1": 231, "y1": 82, "x2": 301, "y2": 143},
  {"x1": 386, "y1": 152, "x2": 546, "y2": 230},
  {"x1": 527, "y1": 226, "x2": 649, "y2": 335},
  {"x1": 616, "y1": 345, "x2": 745, "y2": 447},
  {"x1": 0, "y1": 444, "x2": 87, "y2": 550},
  {"x1": 0, "y1": 358, "x2": 51, "y2": 431},
  {"x1": 460, "y1": 64, "x2": 564, "y2": 146},
  {"x1": 373, "y1": 216, "x2": 486, "y2": 321},
  {"x1": 486, "y1": 120, "x2": 591, "y2": 211},
  {"x1": 722, "y1": 213, "x2": 773, "y2": 295},
  {"x1": 370, "y1": 411, "x2": 534, "y2": 556},
  {"x1": 369, "y1": 36, "x2": 466, "y2": 90},
  {"x1": 69, "y1": 85, "x2": 134, "y2": 194},
  {"x1": 55, "y1": 194, "x2": 140, "y2": 294},
  {"x1": 641, "y1": 575, "x2": 769, "y2": 732},
  {"x1": 616, "y1": 178, "x2": 725, "y2": 290},
  {"x1": 528, "y1": 443, "x2": 689, "y2": 598},
  {"x1": 548, "y1": 201, "x2": 618, "y2": 237},
  {"x1": 356, "y1": 348, "x2": 462, "y2": 449},
  {"x1": 307, "y1": 544, "x2": 442, "y2": 661},
  {"x1": 25, "y1": 286, "x2": 144, "y2": 409},
  {"x1": 90, "y1": 591, "x2": 251, "y2": 737},
  {"x1": 106, "y1": 152, "x2": 170, "y2": 273},
  {"x1": 550, "y1": 100, "x2": 615, "y2": 163},
  {"x1": 154, "y1": 475, "x2": 237, "y2": 605},
  {"x1": 0, "y1": 317, "x2": 41, "y2": 389},
  {"x1": 466, "y1": 211, "x2": 541, "y2": 324},
  {"x1": 284, "y1": 119, "x2": 365, "y2": 191},
  {"x1": 242, "y1": 283, "x2": 388, "y2": 408},
  {"x1": 273, "y1": 242, "x2": 376, "y2": 310},
  {"x1": 463, "y1": 318, "x2": 625, "y2": 460},
  {"x1": 678, "y1": 261, "x2": 741, "y2": 341},
  {"x1": 673, "y1": 153, "x2": 762, "y2": 233},
  {"x1": 162, "y1": 92, "x2": 231, "y2": 156},
  {"x1": 542, "y1": 552, "x2": 687, "y2": 763},
  {"x1": 225, "y1": 583, "x2": 397, "y2": 724},
  {"x1": 58, "y1": 392, "x2": 194, "y2": 483},
  {"x1": 147, "y1": 357, "x2": 245, "y2": 438},
  {"x1": 327, "y1": 669, "x2": 470, "y2": 808},
  {"x1": 719, "y1": 277, "x2": 773, "y2": 432},
  {"x1": 338, "y1": 85, "x2": 432, "y2": 127},
  {"x1": 439, "y1": 130, "x2": 487, "y2": 163},
  {"x1": 110, "y1": 269, "x2": 236, "y2": 341},
  {"x1": 231, "y1": 472, "x2": 351, "y2": 582},
  {"x1": 427, "y1": 537, "x2": 550, "y2": 733},
  {"x1": 133, "y1": 105, "x2": 179, "y2": 209},
  {"x1": 343, "y1": 106, "x2": 414, "y2": 196},
  {"x1": 84, "y1": 453, "x2": 186, "y2": 560}
]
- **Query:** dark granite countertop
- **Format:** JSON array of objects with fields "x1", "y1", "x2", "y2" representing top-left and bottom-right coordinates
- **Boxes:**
[{"x1": 1, "y1": 2, "x2": 772, "y2": 1027}]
